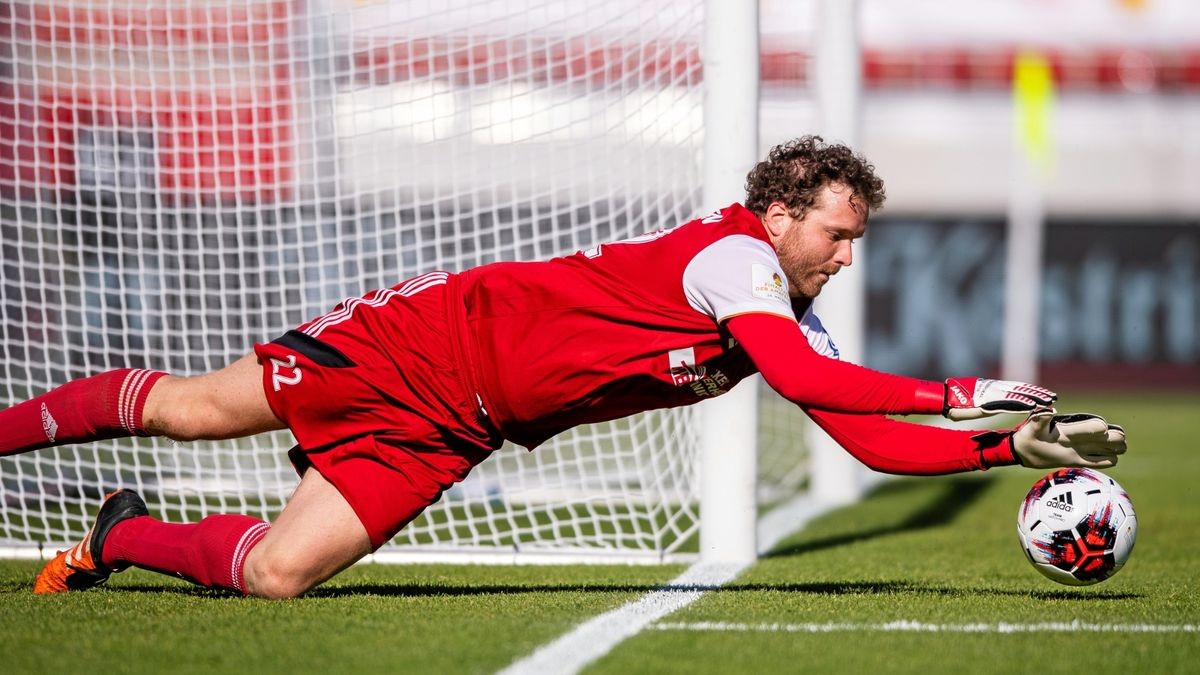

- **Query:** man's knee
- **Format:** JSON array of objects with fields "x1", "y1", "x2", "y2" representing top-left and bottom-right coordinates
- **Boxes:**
[
  {"x1": 236, "y1": 468, "x2": 373, "y2": 599},
  {"x1": 241, "y1": 550, "x2": 319, "y2": 599},
  {"x1": 142, "y1": 377, "x2": 214, "y2": 441}
]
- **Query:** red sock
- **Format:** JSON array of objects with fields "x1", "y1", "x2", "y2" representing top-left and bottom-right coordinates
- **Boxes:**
[
  {"x1": 0, "y1": 369, "x2": 166, "y2": 456},
  {"x1": 102, "y1": 514, "x2": 270, "y2": 594}
]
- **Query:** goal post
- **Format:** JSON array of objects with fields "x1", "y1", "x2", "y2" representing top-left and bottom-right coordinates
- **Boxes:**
[
  {"x1": 698, "y1": 0, "x2": 760, "y2": 565},
  {"x1": 0, "y1": 0, "x2": 821, "y2": 564}
]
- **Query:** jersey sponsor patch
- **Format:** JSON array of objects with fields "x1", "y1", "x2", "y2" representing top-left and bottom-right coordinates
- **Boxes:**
[
  {"x1": 751, "y1": 263, "x2": 788, "y2": 303},
  {"x1": 688, "y1": 368, "x2": 731, "y2": 398},
  {"x1": 667, "y1": 347, "x2": 733, "y2": 397},
  {"x1": 668, "y1": 347, "x2": 706, "y2": 385}
]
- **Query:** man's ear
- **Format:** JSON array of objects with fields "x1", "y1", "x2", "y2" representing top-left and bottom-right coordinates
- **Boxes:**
[{"x1": 762, "y1": 201, "x2": 792, "y2": 238}]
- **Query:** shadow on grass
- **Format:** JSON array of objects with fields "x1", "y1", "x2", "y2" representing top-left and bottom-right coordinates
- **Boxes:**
[
  {"x1": 764, "y1": 476, "x2": 996, "y2": 560},
  {"x1": 309, "y1": 576, "x2": 1132, "y2": 595},
  {"x1": 721, "y1": 581, "x2": 1139, "y2": 601},
  {"x1": 305, "y1": 580, "x2": 1137, "y2": 601},
  {"x1": 22, "y1": 578, "x2": 1136, "y2": 602}
]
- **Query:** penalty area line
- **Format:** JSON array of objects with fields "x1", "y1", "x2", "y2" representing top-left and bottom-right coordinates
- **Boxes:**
[{"x1": 652, "y1": 620, "x2": 1200, "y2": 634}]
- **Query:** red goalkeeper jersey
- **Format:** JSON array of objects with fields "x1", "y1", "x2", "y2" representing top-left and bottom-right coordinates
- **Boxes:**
[
  {"x1": 457, "y1": 203, "x2": 824, "y2": 449},
  {"x1": 262, "y1": 201, "x2": 1011, "y2": 474},
  {"x1": 451, "y1": 202, "x2": 1013, "y2": 473}
]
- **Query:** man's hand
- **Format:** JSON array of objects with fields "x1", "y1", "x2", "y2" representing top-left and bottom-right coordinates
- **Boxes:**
[
  {"x1": 1011, "y1": 411, "x2": 1127, "y2": 469},
  {"x1": 943, "y1": 377, "x2": 1057, "y2": 421}
]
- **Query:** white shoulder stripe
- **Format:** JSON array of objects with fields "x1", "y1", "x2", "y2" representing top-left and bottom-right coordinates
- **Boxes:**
[{"x1": 303, "y1": 271, "x2": 448, "y2": 337}]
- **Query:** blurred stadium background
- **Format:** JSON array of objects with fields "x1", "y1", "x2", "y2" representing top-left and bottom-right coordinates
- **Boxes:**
[{"x1": 0, "y1": 0, "x2": 1197, "y2": 561}]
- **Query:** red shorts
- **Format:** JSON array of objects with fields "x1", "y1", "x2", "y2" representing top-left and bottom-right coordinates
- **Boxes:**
[{"x1": 253, "y1": 273, "x2": 501, "y2": 548}]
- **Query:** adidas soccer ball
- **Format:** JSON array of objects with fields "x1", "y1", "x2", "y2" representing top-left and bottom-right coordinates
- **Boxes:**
[{"x1": 1016, "y1": 468, "x2": 1137, "y2": 586}]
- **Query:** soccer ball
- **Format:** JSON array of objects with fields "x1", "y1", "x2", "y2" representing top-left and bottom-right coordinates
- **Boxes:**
[{"x1": 1016, "y1": 468, "x2": 1137, "y2": 586}]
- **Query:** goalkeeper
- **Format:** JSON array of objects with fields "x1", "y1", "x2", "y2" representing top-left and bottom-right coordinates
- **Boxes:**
[{"x1": 0, "y1": 136, "x2": 1125, "y2": 598}]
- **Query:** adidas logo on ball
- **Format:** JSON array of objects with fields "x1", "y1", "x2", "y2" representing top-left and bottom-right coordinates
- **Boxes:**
[{"x1": 1045, "y1": 493, "x2": 1074, "y2": 513}]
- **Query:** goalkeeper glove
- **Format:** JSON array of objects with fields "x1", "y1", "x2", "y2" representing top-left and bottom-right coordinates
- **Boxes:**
[
  {"x1": 1010, "y1": 411, "x2": 1128, "y2": 469},
  {"x1": 942, "y1": 377, "x2": 1056, "y2": 421}
]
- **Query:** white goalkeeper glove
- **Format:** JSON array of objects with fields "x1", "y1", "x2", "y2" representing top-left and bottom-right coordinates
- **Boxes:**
[
  {"x1": 1010, "y1": 411, "x2": 1128, "y2": 469},
  {"x1": 942, "y1": 377, "x2": 1057, "y2": 421}
]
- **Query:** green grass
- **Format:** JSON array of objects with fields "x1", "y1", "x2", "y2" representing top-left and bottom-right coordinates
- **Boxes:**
[
  {"x1": 597, "y1": 392, "x2": 1200, "y2": 674},
  {"x1": 1, "y1": 392, "x2": 1197, "y2": 674},
  {"x1": 0, "y1": 563, "x2": 684, "y2": 675}
]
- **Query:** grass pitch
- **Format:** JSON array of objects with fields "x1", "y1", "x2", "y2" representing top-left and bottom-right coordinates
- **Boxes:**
[{"x1": 2, "y1": 392, "x2": 1197, "y2": 674}]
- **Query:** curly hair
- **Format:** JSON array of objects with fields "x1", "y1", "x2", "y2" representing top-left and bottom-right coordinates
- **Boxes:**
[{"x1": 743, "y1": 136, "x2": 885, "y2": 220}]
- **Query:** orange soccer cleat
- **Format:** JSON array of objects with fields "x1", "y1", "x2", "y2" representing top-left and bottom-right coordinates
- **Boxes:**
[{"x1": 33, "y1": 489, "x2": 148, "y2": 594}]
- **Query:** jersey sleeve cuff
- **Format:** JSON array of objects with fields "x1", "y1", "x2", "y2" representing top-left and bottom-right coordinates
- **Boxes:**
[
  {"x1": 912, "y1": 380, "x2": 946, "y2": 415},
  {"x1": 970, "y1": 429, "x2": 1020, "y2": 469}
]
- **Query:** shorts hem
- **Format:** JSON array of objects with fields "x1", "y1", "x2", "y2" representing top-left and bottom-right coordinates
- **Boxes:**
[
  {"x1": 289, "y1": 442, "x2": 393, "y2": 551},
  {"x1": 252, "y1": 345, "x2": 292, "y2": 430}
]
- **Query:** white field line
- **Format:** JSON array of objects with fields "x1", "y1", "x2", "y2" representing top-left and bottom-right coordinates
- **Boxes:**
[
  {"x1": 652, "y1": 620, "x2": 1200, "y2": 634},
  {"x1": 495, "y1": 561, "x2": 747, "y2": 675},
  {"x1": 497, "y1": 493, "x2": 841, "y2": 675},
  {"x1": 499, "y1": 416, "x2": 1005, "y2": 674}
]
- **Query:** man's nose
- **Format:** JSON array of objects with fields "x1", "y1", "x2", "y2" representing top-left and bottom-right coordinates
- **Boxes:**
[{"x1": 834, "y1": 240, "x2": 853, "y2": 267}]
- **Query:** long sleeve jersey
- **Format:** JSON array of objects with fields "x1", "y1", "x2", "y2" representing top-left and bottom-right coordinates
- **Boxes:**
[{"x1": 451, "y1": 203, "x2": 1014, "y2": 471}]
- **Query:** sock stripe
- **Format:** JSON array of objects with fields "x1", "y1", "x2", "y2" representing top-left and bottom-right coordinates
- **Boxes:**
[
  {"x1": 230, "y1": 522, "x2": 270, "y2": 592},
  {"x1": 128, "y1": 369, "x2": 154, "y2": 431},
  {"x1": 120, "y1": 370, "x2": 153, "y2": 433},
  {"x1": 116, "y1": 372, "x2": 135, "y2": 433},
  {"x1": 118, "y1": 369, "x2": 165, "y2": 435}
]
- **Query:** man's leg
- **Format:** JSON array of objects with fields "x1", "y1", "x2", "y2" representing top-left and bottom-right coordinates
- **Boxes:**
[
  {"x1": 0, "y1": 368, "x2": 167, "y2": 456},
  {"x1": 123, "y1": 356, "x2": 371, "y2": 597},
  {"x1": 40, "y1": 467, "x2": 370, "y2": 597},
  {"x1": 141, "y1": 353, "x2": 286, "y2": 441},
  {"x1": 1, "y1": 353, "x2": 284, "y2": 457},
  {"x1": 25, "y1": 353, "x2": 306, "y2": 594},
  {"x1": 113, "y1": 467, "x2": 371, "y2": 598},
  {"x1": 241, "y1": 467, "x2": 373, "y2": 599}
]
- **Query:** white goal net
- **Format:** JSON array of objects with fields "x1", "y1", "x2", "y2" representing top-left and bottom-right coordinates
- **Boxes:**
[{"x1": 0, "y1": 0, "x2": 811, "y2": 563}]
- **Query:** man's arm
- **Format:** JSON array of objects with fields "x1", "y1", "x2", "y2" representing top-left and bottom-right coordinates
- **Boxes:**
[
  {"x1": 804, "y1": 409, "x2": 1016, "y2": 475},
  {"x1": 805, "y1": 408, "x2": 1128, "y2": 475},
  {"x1": 725, "y1": 312, "x2": 1055, "y2": 418}
]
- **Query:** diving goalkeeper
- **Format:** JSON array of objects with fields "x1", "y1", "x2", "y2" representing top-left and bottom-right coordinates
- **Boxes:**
[{"x1": 0, "y1": 136, "x2": 1126, "y2": 598}]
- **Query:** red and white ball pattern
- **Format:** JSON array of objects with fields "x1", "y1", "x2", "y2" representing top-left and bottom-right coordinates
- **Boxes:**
[{"x1": 1016, "y1": 468, "x2": 1137, "y2": 586}]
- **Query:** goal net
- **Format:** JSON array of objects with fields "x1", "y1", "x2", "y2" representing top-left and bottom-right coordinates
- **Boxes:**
[{"x1": 0, "y1": 0, "x2": 811, "y2": 563}]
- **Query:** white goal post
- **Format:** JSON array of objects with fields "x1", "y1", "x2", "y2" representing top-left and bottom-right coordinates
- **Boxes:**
[{"x1": 0, "y1": 0, "x2": 850, "y2": 564}]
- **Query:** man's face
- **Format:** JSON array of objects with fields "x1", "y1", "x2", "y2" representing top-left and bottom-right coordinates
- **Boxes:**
[{"x1": 767, "y1": 184, "x2": 866, "y2": 299}]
